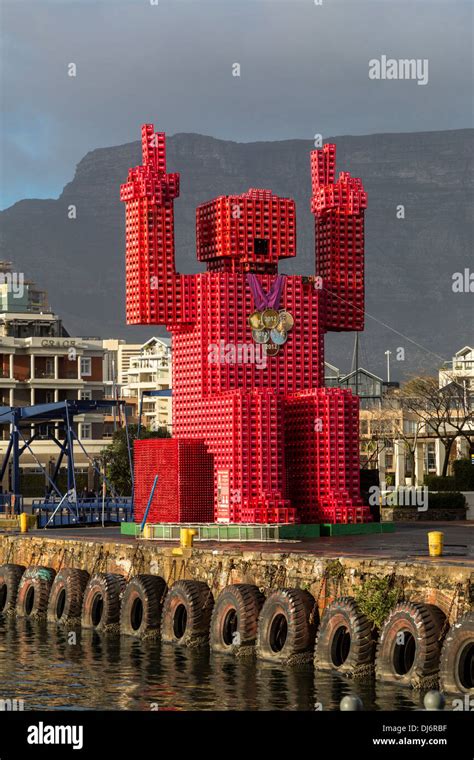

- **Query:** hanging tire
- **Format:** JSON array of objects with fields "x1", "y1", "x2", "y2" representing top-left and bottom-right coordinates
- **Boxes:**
[
  {"x1": 375, "y1": 601, "x2": 445, "y2": 688},
  {"x1": 120, "y1": 574, "x2": 167, "y2": 637},
  {"x1": 47, "y1": 568, "x2": 90, "y2": 625},
  {"x1": 256, "y1": 588, "x2": 317, "y2": 664},
  {"x1": 161, "y1": 580, "x2": 213, "y2": 647},
  {"x1": 0, "y1": 564, "x2": 26, "y2": 616},
  {"x1": 314, "y1": 596, "x2": 375, "y2": 676},
  {"x1": 439, "y1": 612, "x2": 474, "y2": 695},
  {"x1": 16, "y1": 566, "x2": 56, "y2": 620},
  {"x1": 210, "y1": 584, "x2": 265, "y2": 655},
  {"x1": 81, "y1": 573, "x2": 126, "y2": 633}
]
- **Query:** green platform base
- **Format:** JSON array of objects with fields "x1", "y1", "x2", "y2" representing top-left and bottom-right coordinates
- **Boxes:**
[
  {"x1": 320, "y1": 522, "x2": 395, "y2": 536},
  {"x1": 122, "y1": 521, "x2": 392, "y2": 541},
  {"x1": 121, "y1": 522, "x2": 320, "y2": 541},
  {"x1": 121, "y1": 522, "x2": 141, "y2": 537}
]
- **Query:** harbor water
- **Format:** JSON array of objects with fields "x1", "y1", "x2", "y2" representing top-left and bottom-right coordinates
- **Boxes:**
[{"x1": 0, "y1": 616, "x2": 429, "y2": 712}]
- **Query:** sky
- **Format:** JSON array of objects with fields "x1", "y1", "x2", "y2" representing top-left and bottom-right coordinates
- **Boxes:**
[{"x1": 0, "y1": 0, "x2": 472, "y2": 209}]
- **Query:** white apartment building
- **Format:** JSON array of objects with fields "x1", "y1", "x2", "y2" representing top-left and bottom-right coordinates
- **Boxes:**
[
  {"x1": 439, "y1": 346, "x2": 474, "y2": 388},
  {"x1": 437, "y1": 345, "x2": 474, "y2": 467},
  {"x1": 124, "y1": 337, "x2": 172, "y2": 432},
  {"x1": 102, "y1": 338, "x2": 143, "y2": 391},
  {"x1": 361, "y1": 347, "x2": 474, "y2": 486}
]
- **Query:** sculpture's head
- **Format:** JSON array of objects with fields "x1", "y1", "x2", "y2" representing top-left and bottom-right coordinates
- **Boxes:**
[{"x1": 196, "y1": 188, "x2": 296, "y2": 273}]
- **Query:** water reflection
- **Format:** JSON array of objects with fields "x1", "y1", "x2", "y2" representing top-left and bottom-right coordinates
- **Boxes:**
[{"x1": 0, "y1": 617, "x2": 425, "y2": 711}]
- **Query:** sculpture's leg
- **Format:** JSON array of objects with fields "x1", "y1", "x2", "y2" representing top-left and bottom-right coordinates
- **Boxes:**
[
  {"x1": 204, "y1": 391, "x2": 295, "y2": 523},
  {"x1": 286, "y1": 388, "x2": 371, "y2": 524}
]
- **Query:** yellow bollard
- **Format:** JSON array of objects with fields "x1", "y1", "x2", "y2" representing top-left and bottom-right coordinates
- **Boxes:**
[
  {"x1": 428, "y1": 531, "x2": 444, "y2": 557},
  {"x1": 180, "y1": 528, "x2": 197, "y2": 548},
  {"x1": 20, "y1": 512, "x2": 29, "y2": 534}
]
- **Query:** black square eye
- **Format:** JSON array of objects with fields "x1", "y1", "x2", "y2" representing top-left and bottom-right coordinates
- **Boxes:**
[{"x1": 254, "y1": 238, "x2": 268, "y2": 255}]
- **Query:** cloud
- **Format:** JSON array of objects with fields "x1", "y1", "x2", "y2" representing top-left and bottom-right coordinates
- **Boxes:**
[{"x1": 0, "y1": 0, "x2": 472, "y2": 208}]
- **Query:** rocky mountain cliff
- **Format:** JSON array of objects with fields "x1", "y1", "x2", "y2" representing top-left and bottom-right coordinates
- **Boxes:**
[{"x1": 0, "y1": 128, "x2": 472, "y2": 379}]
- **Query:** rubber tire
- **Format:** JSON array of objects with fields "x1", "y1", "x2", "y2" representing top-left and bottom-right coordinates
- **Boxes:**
[
  {"x1": 47, "y1": 568, "x2": 90, "y2": 625},
  {"x1": 375, "y1": 601, "x2": 445, "y2": 687},
  {"x1": 256, "y1": 588, "x2": 317, "y2": 664},
  {"x1": 314, "y1": 596, "x2": 375, "y2": 675},
  {"x1": 210, "y1": 584, "x2": 265, "y2": 654},
  {"x1": 439, "y1": 612, "x2": 474, "y2": 695},
  {"x1": 0, "y1": 564, "x2": 26, "y2": 616},
  {"x1": 16, "y1": 566, "x2": 56, "y2": 620},
  {"x1": 81, "y1": 573, "x2": 126, "y2": 632},
  {"x1": 161, "y1": 580, "x2": 213, "y2": 646},
  {"x1": 120, "y1": 574, "x2": 167, "y2": 637}
]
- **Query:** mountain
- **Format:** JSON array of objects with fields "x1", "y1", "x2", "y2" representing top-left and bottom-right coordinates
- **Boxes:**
[{"x1": 0, "y1": 128, "x2": 472, "y2": 380}]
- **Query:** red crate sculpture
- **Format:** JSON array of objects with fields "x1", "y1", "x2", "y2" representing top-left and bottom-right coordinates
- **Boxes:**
[{"x1": 121, "y1": 124, "x2": 371, "y2": 524}]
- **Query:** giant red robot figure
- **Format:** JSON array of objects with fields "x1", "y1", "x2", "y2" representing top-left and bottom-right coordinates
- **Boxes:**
[{"x1": 121, "y1": 124, "x2": 371, "y2": 525}]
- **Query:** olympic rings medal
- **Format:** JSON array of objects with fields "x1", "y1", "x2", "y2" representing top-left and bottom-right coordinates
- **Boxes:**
[
  {"x1": 278, "y1": 310, "x2": 294, "y2": 331},
  {"x1": 270, "y1": 328, "x2": 287, "y2": 346},
  {"x1": 261, "y1": 308, "x2": 279, "y2": 329},
  {"x1": 264, "y1": 342, "x2": 280, "y2": 356},
  {"x1": 252, "y1": 328, "x2": 270, "y2": 344},
  {"x1": 248, "y1": 311, "x2": 263, "y2": 329}
]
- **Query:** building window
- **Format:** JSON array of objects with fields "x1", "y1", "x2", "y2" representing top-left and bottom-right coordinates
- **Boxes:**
[
  {"x1": 426, "y1": 443, "x2": 436, "y2": 472},
  {"x1": 45, "y1": 391, "x2": 55, "y2": 404},
  {"x1": 80, "y1": 357, "x2": 92, "y2": 377},
  {"x1": 403, "y1": 419, "x2": 418, "y2": 435},
  {"x1": 360, "y1": 419, "x2": 369, "y2": 435},
  {"x1": 80, "y1": 423, "x2": 92, "y2": 439},
  {"x1": 80, "y1": 390, "x2": 92, "y2": 401}
]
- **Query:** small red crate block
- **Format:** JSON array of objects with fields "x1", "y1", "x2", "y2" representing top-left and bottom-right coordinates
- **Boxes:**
[
  {"x1": 134, "y1": 439, "x2": 214, "y2": 524},
  {"x1": 122, "y1": 124, "x2": 371, "y2": 525}
]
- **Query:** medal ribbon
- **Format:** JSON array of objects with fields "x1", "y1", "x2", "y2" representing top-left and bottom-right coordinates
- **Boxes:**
[{"x1": 246, "y1": 273, "x2": 285, "y2": 311}]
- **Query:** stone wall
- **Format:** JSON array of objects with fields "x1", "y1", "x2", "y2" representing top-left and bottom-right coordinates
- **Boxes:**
[{"x1": 1, "y1": 535, "x2": 472, "y2": 623}]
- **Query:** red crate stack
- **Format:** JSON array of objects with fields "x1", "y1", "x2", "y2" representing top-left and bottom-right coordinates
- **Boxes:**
[
  {"x1": 122, "y1": 125, "x2": 371, "y2": 526},
  {"x1": 196, "y1": 189, "x2": 296, "y2": 271},
  {"x1": 120, "y1": 126, "x2": 181, "y2": 326},
  {"x1": 134, "y1": 438, "x2": 214, "y2": 524},
  {"x1": 311, "y1": 143, "x2": 366, "y2": 332},
  {"x1": 285, "y1": 388, "x2": 371, "y2": 524}
]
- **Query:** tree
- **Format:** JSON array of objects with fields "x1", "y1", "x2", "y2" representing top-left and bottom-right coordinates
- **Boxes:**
[
  {"x1": 100, "y1": 424, "x2": 170, "y2": 495},
  {"x1": 374, "y1": 391, "x2": 425, "y2": 484},
  {"x1": 399, "y1": 375, "x2": 473, "y2": 477}
]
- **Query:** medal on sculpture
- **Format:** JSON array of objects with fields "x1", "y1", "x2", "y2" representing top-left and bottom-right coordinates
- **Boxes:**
[{"x1": 246, "y1": 274, "x2": 294, "y2": 356}]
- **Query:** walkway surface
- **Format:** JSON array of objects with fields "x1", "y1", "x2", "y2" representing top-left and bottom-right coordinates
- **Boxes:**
[{"x1": 20, "y1": 521, "x2": 474, "y2": 568}]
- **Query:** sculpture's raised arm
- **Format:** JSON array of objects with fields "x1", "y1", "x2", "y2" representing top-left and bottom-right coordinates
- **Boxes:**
[
  {"x1": 310, "y1": 143, "x2": 367, "y2": 332},
  {"x1": 120, "y1": 124, "x2": 194, "y2": 327}
]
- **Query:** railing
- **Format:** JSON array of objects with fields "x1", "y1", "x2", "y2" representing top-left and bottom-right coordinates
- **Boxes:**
[
  {"x1": 32, "y1": 496, "x2": 133, "y2": 528},
  {"x1": 32, "y1": 496, "x2": 132, "y2": 508}
]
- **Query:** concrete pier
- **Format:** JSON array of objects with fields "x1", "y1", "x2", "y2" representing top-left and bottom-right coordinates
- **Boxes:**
[{"x1": 1, "y1": 522, "x2": 472, "y2": 623}]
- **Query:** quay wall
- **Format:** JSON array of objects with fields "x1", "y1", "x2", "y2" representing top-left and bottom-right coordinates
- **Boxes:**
[{"x1": 0, "y1": 535, "x2": 472, "y2": 623}]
